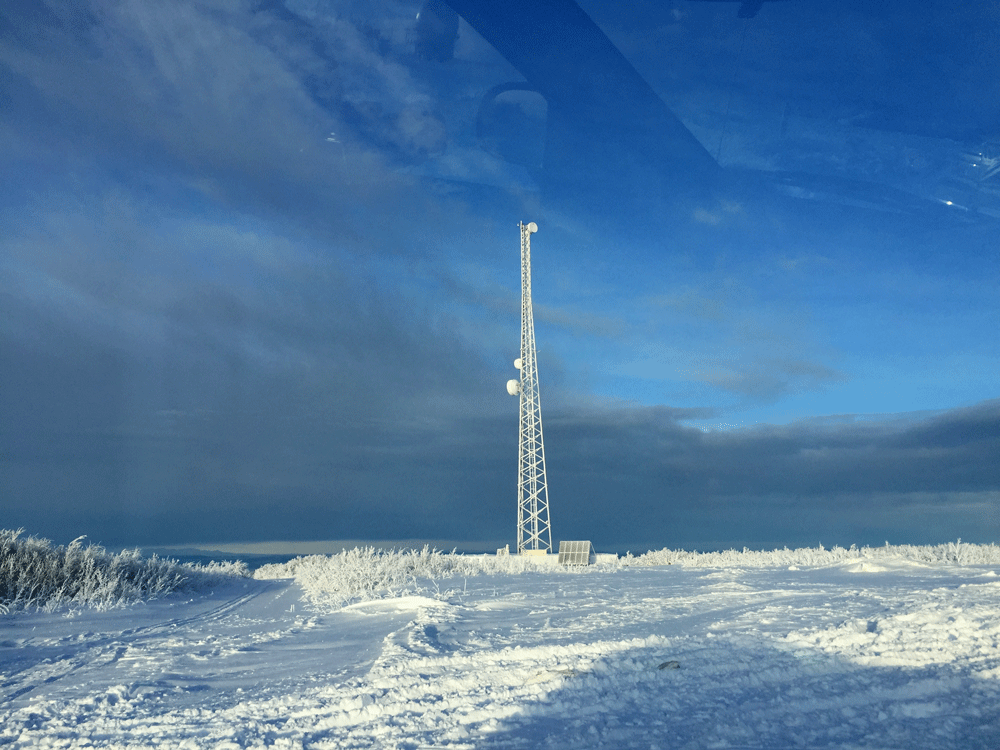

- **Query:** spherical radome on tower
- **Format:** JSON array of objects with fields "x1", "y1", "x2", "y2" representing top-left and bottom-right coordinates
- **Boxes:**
[
  {"x1": 526, "y1": 222, "x2": 538, "y2": 233},
  {"x1": 506, "y1": 379, "x2": 520, "y2": 396},
  {"x1": 514, "y1": 358, "x2": 522, "y2": 369}
]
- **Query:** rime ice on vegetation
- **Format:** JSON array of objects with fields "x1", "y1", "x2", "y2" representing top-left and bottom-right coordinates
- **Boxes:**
[{"x1": 0, "y1": 529, "x2": 249, "y2": 614}]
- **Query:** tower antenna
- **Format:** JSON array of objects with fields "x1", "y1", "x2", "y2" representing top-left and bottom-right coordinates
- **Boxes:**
[{"x1": 506, "y1": 221, "x2": 552, "y2": 553}]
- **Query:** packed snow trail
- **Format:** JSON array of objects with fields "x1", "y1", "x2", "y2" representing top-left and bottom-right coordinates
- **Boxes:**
[{"x1": 3, "y1": 561, "x2": 1000, "y2": 748}]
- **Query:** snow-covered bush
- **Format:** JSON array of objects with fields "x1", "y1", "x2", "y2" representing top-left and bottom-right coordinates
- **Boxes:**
[
  {"x1": 255, "y1": 539, "x2": 1000, "y2": 611},
  {"x1": 255, "y1": 545, "x2": 541, "y2": 609},
  {"x1": 0, "y1": 529, "x2": 249, "y2": 613},
  {"x1": 10, "y1": 525, "x2": 996, "y2": 616},
  {"x1": 628, "y1": 540, "x2": 1000, "y2": 568}
]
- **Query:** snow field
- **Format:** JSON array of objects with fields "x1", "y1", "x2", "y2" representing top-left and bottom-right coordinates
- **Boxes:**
[{"x1": 4, "y1": 546, "x2": 1000, "y2": 748}]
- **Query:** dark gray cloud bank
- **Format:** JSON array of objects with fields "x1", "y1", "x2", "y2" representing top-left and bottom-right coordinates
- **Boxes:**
[
  {"x1": 5, "y1": 329, "x2": 999, "y2": 548},
  {"x1": 2, "y1": 0, "x2": 999, "y2": 551},
  {"x1": 544, "y1": 402, "x2": 1000, "y2": 550}
]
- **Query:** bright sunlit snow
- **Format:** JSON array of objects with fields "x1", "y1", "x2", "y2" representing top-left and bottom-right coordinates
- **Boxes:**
[{"x1": 4, "y1": 543, "x2": 1000, "y2": 748}]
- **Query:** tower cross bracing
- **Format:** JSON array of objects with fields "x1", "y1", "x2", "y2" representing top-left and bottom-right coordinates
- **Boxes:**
[{"x1": 509, "y1": 221, "x2": 552, "y2": 553}]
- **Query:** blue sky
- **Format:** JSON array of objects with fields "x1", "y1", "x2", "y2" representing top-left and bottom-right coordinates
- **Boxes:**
[{"x1": 2, "y1": 0, "x2": 999, "y2": 552}]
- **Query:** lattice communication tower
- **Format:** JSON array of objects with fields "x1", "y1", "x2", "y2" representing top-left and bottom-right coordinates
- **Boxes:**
[{"x1": 505, "y1": 221, "x2": 552, "y2": 553}]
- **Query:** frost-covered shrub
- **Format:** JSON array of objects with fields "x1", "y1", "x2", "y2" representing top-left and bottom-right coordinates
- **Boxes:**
[
  {"x1": 255, "y1": 546, "x2": 542, "y2": 609},
  {"x1": 628, "y1": 540, "x2": 1000, "y2": 568},
  {"x1": 0, "y1": 529, "x2": 249, "y2": 613},
  {"x1": 255, "y1": 539, "x2": 1000, "y2": 611},
  {"x1": 190, "y1": 559, "x2": 253, "y2": 578}
]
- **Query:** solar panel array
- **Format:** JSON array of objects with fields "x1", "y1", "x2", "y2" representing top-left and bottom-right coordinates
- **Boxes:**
[{"x1": 558, "y1": 540, "x2": 594, "y2": 566}]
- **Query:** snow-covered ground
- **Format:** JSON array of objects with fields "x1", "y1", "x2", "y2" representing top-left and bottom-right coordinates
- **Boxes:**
[{"x1": 4, "y1": 552, "x2": 1000, "y2": 748}]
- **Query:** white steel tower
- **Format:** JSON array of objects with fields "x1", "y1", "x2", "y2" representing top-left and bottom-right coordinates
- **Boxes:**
[{"x1": 505, "y1": 221, "x2": 552, "y2": 553}]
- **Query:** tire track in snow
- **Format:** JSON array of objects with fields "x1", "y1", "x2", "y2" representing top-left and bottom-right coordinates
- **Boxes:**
[{"x1": 0, "y1": 583, "x2": 272, "y2": 706}]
